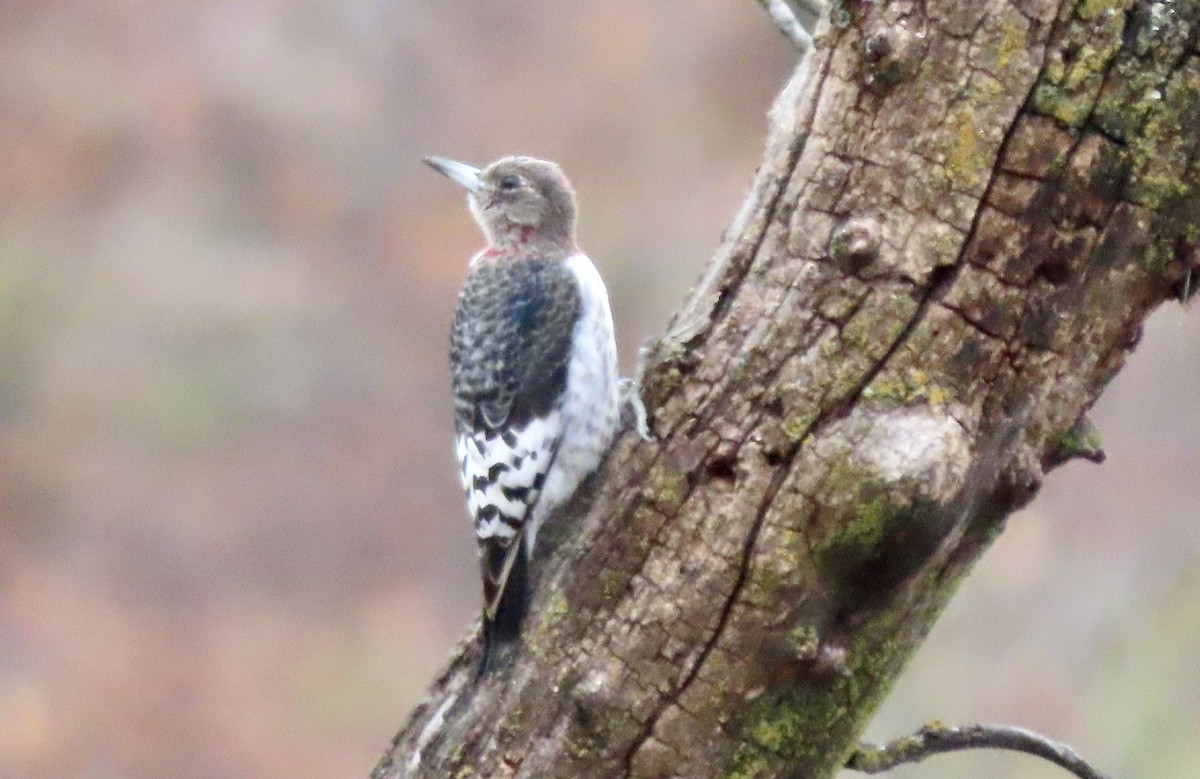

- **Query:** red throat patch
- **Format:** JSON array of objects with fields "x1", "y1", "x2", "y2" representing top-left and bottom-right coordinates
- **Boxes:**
[{"x1": 481, "y1": 226, "x2": 537, "y2": 262}]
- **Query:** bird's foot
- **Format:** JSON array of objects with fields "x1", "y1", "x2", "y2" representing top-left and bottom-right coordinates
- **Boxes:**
[{"x1": 619, "y1": 378, "x2": 654, "y2": 442}]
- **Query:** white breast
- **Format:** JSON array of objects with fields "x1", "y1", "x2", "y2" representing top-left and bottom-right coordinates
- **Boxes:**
[{"x1": 525, "y1": 252, "x2": 620, "y2": 548}]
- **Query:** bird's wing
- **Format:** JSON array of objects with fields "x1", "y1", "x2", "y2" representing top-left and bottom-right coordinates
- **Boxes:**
[
  {"x1": 450, "y1": 257, "x2": 581, "y2": 540},
  {"x1": 454, "y1": 410, "x2": 562, "y2": 542},
  {"x1": 451, "y1": 258, "x2": 581, "y2": 662}
]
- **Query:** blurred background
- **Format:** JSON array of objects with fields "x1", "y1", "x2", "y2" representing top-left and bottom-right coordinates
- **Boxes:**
[{"x1": 0, "y1": 2, "x2": 1195, "y2": 778}]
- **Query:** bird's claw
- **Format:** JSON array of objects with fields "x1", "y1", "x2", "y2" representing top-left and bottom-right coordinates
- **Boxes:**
[{"x1": 619, "y1": 378, "x2": 654, "y2": 442}]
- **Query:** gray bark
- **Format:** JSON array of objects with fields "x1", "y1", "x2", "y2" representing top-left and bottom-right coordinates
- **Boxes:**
[{"x1": 376, "y1": 1, "x2": 1200, "y2": 777}]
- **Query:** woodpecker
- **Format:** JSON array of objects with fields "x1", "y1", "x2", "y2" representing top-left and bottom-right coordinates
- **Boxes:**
[{"x1": 425, "y1": 155, "x2": 620, "y2": 675}]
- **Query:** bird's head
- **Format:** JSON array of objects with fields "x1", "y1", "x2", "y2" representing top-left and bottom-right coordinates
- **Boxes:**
[{"x1": 424, "y1": 155, "x2": 577, "y2": 253}]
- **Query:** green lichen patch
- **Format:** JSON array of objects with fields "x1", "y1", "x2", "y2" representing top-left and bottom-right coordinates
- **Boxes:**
[
  {"x1": 810, "y1": 482, "x2": 892, "y2": 558},
  {"x1": 788, "y1": 624, "x2": 822, "y2": 661},
  {"x1": 1092, "y1": 33, "x2": 1200, "y2": 214},
  {"x1": 525, "y1": 590, "x2": 571, "y2": 660},
  {"x1": 775, "y1": 290, "x2": 923, "y2": 446},
  {"x1": 722, "y1": 613, "x2": 921, "y2": 779},
  {"x1": 1047, "y1": 415, "x2": 1106, "y2": 466},
  {"x1": 839, "y1": 295, "x2": 914, "y2": 354},
  {"x1": 742, "y1": 523, "x2": 820, "y2": 609},
  {"x1": 782, "y1": 408, "x2": 820, "y2": 443},
  {"x1": 861, "y1": 367, "x2": 952, "y2": 407},
  {"x1": 599, "y1": 569, "x2": 624, "y2": 603},
  {"x1": 818, "y1": 495, "x2": 949, "y2": 606},
  {"x1": 801, "y1": 443, "x2": 963, "y2": 612},
  {"x1": 643, "y1": 463, "x2": 688, "y2": 514},
  {"x1": 1031, "y1": 83, "x2": 1092, "y2": 128},
  {"x1": 1038, "y1": 1, "x2": 1200, "y2": 225},
  {"x1": 929, "y1": 77, "x2": 1007, "y2": 195},
  {"x1": 1031, "y1": 1, "x2": 1128, "y2": 128},
  {"x1": 991, "y1": 14, "x2": 1030, "y2": 73},
  {"x1": 642, "y1": 335, "x2": 700, "y2": 411},
  {"x1": 723, "y1": 683, "x2": 841, "y2": 779},
  {"x1": 1124, "y1": 65, "x2": 1200, "y2": 210}
]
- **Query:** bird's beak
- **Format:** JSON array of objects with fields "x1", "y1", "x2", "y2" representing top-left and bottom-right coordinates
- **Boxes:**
[{"x1": 423, "y1": 156, "x2": 485, "y2": 194}]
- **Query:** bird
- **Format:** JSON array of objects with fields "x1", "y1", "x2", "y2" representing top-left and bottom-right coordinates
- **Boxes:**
[{"x1": 425, "y1": 155, "x2": 620, "y2": 676}]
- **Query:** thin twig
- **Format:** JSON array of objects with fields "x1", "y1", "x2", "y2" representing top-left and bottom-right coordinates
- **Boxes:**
[
  {"x1": 755, "y1": 0, "x2": 814, "y2": 53},
  {"x1": 846, "y1": 723, "x2": 1112, "y2": 779},
  {"x1": 790, "y1": 0, "x2": 825, "y2": 21}
]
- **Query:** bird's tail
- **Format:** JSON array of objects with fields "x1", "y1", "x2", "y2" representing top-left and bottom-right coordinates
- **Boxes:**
[{"x1": 477, "y1": 536, "x2": 528, "y2": 677}]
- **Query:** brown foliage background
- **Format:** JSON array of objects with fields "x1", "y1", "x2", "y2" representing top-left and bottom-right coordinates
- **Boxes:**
[{"x1": 0, "y1": 2, "x2": 1196, "y2": 778}]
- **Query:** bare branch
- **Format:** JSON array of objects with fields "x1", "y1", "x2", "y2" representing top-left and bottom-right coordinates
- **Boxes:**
[
  {"x1": 755, "y1": 0, "x2": 814, "y2": 53},
  {"x1": 847, "y1": 723, "x2": 1111, "y2": 779},
  {"x1": 789, "y1": 0, "x2": 825, "y2": 19}
]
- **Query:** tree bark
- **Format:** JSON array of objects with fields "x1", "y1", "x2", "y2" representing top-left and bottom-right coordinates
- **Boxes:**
[{"x1": 377, "y1": 1, "x2": 1199, "y2": 777}]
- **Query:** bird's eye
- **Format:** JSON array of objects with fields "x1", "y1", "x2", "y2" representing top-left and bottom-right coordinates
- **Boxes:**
[{"x1": 498, "y1": 175, "x2": 521, "y2": 191}]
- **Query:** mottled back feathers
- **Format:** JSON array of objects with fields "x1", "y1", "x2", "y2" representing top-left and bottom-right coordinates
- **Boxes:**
[{"x1": 450, "y1": 258, "x2": 581, "y2": 434}]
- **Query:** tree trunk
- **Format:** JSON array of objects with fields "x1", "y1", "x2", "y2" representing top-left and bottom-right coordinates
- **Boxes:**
[{"x1": 377, "y1": 1, "x2": 1199, "y2": 777}]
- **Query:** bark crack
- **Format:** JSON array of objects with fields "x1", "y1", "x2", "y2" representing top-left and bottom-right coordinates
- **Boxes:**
[
  {"x1": 626, "y1": 8, "x2": 1066, "y2": 771},
  {"x1": 620, "y1": 38, "x2": 847, "y2": 774}
]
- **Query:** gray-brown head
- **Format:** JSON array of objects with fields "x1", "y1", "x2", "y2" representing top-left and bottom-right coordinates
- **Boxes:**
[{"x1": 424, "y1": 155, "x2": 578, "y2": 254}]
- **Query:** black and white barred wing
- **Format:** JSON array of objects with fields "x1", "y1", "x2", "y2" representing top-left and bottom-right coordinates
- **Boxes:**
[
  {"x1": 455, "y1": 412, "x2": 560, "y2": 625},
  {"x1": 449, "y1": 258, "x2": 581, "y2": 632},
  {"x1": 456, "y1": 412, "x2": 562, "y2": 544}
]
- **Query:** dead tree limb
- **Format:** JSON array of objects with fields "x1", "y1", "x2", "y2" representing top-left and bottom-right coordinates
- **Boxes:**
[
  {"x1": 756, "y1": 0, "x2": 816, "y2": 53},
  {"x1": 847, "y1": 722, "x2": 1110, "y2": 779},
  {"x1": 376, "y1": 1, "x2": 1200, "y2": 777}
]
